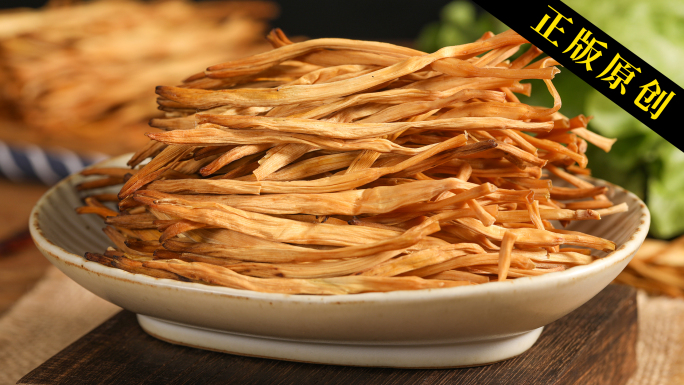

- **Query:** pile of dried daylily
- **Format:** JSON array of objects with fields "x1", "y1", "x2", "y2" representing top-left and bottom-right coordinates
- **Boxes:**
[
  {"x1": 616, "y1": 237, "x2": 684, "y2": 298},
  {"x1": 77, "y1": 28, "x2": 628, "y2": 295},
  {"x1": 0, "y1": 0, "x2": 276, "y2": 154}
]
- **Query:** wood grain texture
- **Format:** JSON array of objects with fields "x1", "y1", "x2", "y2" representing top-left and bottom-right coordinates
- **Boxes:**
[{"x1": 19, "y1": 284, "x2": 637, "y2": 385}]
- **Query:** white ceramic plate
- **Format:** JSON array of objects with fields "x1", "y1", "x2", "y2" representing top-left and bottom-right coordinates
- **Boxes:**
[{"x1": 30, "y1": 154, "x2": 650, "y2": 368}]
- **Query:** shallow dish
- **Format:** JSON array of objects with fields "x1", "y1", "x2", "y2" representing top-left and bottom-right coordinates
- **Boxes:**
[{"x1": 30, "y1": 154, "x2": 649, "y2": 368}]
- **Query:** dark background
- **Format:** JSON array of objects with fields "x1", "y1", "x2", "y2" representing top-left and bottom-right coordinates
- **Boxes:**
[{"x1": 1, "y1": 0, "x2": 453, "y2": 40}]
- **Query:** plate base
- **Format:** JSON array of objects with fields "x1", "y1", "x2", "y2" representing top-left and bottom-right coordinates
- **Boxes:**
[{"x1": 137, "y1": 314, "x2": 543, "y2": 368}]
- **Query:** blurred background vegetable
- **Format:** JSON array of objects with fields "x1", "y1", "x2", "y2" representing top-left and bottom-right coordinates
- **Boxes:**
[{"x1": 419, "y1": 0, "x2": 684, "y2": 240}]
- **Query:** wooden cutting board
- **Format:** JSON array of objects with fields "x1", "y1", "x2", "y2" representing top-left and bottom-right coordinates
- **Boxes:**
[{"x1": 18, "y1": 284, "x2": 637, "y2": 385}]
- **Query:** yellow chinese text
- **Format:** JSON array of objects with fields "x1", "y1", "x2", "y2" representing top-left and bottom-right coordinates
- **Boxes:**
[
  {"x1": 634, "y1": 80, "x2": 676, "y2": 120},
  {"x1": 596, "y1": 53, "x2": 641, "y2": 95},
  {"x1": 531, "y1": 6, "x2": 573, "y2": 47},
  {"x1": 563, "y1": 28, "x2": 607, "y2": 71}
]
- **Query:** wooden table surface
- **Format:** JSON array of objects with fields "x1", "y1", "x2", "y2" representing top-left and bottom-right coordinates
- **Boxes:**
[
  {"x1": 18, "y1": 285, "x2": 638, "y2": 385},
  {"x1": 0, "y1": 180, "x2": 51, "y2": 315}
]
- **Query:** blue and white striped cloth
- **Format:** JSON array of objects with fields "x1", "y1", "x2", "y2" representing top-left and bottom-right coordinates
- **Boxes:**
[{"x1": 0, "y1": 141, "x2": 108, "y2": 185}]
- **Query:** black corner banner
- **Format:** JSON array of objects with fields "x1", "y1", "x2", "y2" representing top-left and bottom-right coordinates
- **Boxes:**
[{"x1": 474, "y1": 0, "x2": 682, "y2": 149}]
